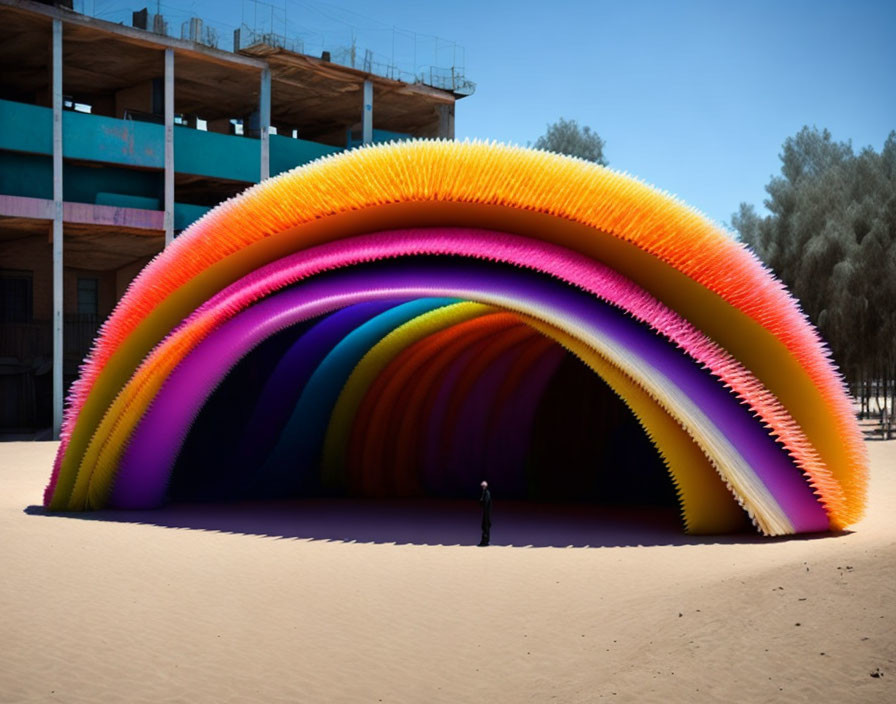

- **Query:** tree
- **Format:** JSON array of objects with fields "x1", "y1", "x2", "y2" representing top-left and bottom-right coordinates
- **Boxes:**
[
  {"x1": 533, "y1": 118, "x2": 607, "y2": 165},
  {"x1": 730, "y1": 127, "x2": 896, "y2": 435}
]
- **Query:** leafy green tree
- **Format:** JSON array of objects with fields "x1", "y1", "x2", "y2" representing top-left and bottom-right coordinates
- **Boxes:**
[
  {"x1": 533, "y1": 118, "x2": 607, "y2": 165},
  {"x1": 731, "y1": 127, "x2": 896, "y2": 435}
]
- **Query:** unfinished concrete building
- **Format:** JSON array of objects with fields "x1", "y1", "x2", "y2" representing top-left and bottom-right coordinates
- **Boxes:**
[{"x1": 0, "y1": 0, "x2": 471, "y2": 436}]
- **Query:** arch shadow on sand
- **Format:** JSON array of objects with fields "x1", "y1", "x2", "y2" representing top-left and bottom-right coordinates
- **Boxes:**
[{"x1": 24, "y1": 499, "x2": 848, "y2": 548}]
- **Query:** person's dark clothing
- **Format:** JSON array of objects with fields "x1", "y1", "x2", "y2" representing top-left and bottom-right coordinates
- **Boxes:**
[{"x1": 479, "y1": 488, "x2": 492, "y2": 546}]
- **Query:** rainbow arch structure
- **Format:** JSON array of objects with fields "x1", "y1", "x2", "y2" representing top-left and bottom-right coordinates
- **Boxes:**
[{"x1": 44, "y1": 141, "x2": 867, "y2": 536}]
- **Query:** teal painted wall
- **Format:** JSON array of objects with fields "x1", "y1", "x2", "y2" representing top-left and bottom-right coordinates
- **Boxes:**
[
  {"x1": 0, "y1": 152, "x2": 160, "y2": 207},
  {"x1": 0, "y1": 99, "x2": 165, "y2": 169},
  {"x1": 270, "y1": 134, "x2": 342, "y2": 176},
  {"x1": 63, "y1": 109, "x2": 164, "y2": 168},
  {"x1": 1, "y1": 99, "x2": 349, "y2": 229},
  {"x1": 64, "y1": 162, "x2": 162, "y2": 205},
  {"x1": 0, "y1": 151, "x2": 208, "y2": 229},
  {"x1": 174, "y1": 127, "x2": 259, "y2": 182},
  {"x1": 0, "y1": 99, "x2": 255, "y2": 181},
  {"x1": 174, "y1": 202, "x2": 211, "y2": 230},
  {"x1": 95, "y1": 192, "x2": 161, "y2": 210},
  {"x1": 1, "y1": 99, "x2": 346, "y2": 185},
  {"x1": 0, "y1": 99, "x2": 52, "y2": 155},
  {"x1": 0, "y1": 152, "x2": 51, "y2": 199}
]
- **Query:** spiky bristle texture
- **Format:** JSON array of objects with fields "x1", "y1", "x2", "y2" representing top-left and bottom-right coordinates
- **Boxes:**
[{"x1": 47, "y1": 141, "x2": 866, "y2": 533}]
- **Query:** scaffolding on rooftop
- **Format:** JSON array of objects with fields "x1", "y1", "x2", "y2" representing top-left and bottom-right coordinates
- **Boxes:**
[{"x1": 77, "y1": 0, "x2": 475, "y2": 96}]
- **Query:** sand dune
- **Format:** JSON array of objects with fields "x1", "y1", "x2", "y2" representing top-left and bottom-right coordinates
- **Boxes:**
[{"x1": 1, "y1": 440, "x2": 893, "y2": 703}]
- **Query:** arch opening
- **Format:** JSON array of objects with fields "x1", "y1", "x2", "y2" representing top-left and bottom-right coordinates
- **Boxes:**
[{"x1": 167, "y1": 301, "x2": 691, "y2": 528}]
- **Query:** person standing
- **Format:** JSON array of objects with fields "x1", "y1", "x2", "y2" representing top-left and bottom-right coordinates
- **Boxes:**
[{"x1": 479, "y1": 480, "x2": 492, "y2": 546}]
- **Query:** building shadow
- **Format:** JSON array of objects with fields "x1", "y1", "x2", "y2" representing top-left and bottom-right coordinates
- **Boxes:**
[{"x1": 24, "y1": 499, "x2": 848, "y2": 548}]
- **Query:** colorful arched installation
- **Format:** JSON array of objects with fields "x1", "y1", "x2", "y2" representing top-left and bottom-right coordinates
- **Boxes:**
[{"x1": 44, "y1": 141, "x2": 867, "y2": 536}]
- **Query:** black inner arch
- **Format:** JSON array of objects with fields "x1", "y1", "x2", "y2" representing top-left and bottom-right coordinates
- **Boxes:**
[
  {"x1": 171, "y1": 322, "x2": 314, "y2": 502},
  {"x1": 527, "y1": 354, "x2": 677, "y2": 507},
  {"x1": 170, "y1": 309, "x2": 677, "y2": 511}
]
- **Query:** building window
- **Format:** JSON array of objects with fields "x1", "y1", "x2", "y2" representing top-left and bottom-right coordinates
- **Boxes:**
[
  {"x1": 77, "y1": 277, "x2": 99, "y2": 316},
  {"x1": 0, "y1": 270, "x2": 33, "y2": 323}
]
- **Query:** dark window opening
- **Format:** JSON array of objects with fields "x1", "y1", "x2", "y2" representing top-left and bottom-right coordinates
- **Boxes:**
[
  {"x1": 76, "y1": 277, "x2": 99, "y2": 316},
  {"x1": 0, "y1": 269, "x2": 33, "y2": 323}
]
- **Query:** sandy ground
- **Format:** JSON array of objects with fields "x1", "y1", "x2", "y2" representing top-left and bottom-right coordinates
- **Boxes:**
[{"x1": 1, "y1": 440, "x2": 894, "y2": 703}]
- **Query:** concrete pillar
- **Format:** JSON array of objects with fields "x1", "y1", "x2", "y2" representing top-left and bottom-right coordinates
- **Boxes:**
[
  {"x1": 164, "y1": 48, "x2": 174, "y2": 245},
  {"x1": 260, "y1": 66, "x2": 271, "y2": 180},
  {"x1": 52, "y1": 18, "x2": 63, "y2": 439},
  {"x1": 362, "y1": 79, "x2": 373, "y2": 145},
  {"x1": 438, "y1": 103, "x2": 455, "y2": 139}
]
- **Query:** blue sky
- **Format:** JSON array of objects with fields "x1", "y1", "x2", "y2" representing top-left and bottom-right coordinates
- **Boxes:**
[{"x1": 88, "y1": 0, "x2": 895, "y2": 229}]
